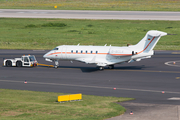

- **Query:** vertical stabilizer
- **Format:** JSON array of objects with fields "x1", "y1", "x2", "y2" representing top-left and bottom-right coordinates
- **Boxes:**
[{"x1": 130, "y1": 30, "x2": 167, "y2": 53}]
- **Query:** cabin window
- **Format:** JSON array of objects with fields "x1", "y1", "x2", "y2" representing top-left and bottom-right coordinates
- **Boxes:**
[
  {"x1": 81, "y1": 50, "x2": 83, "y2": 54},
  {"x1": 86, "y1": 51, "x2": 88, "y2": 54},
  {"x1": 76, "y1": 50, "x2": 78, "y2": 54},
  {"x1": 91, "y1": 51, "x2": 93, "y2": 54},
  {"x1": 96, "y1": 51, "x2": 98, "y2": 54}
]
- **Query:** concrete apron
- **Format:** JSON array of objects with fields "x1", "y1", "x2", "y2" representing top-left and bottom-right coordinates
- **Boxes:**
[{"x1": 106, "y1": 102, "x2": 180, "y2": 120}]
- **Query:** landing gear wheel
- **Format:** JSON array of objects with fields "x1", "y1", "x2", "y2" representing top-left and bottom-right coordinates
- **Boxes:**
[
  {"x1": 99, "y1": 66, "x2": 104, "y2": 70},
  {"x1": 108, "y1": 65, "x2": 114, "y2": 69},
  {"x1": 55, "y1": 66, "x2": 58, "y2": 69},
  {"x1": 6, "y1": 60, "x2": 12, "y2": 67},
  {"x1": 16, "y1": 61, "x2": 22, "y2": 67}
]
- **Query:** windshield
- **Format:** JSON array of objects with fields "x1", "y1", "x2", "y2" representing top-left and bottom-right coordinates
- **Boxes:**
[
  {"x1": 52, "y1": 47, "x2": 59, "y2": 50},
  {"x1": 29, "y1": 56, "x2": 36, "y2": 61}
]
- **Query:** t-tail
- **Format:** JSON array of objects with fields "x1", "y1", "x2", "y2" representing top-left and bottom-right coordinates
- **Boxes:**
[{"x1": 130, "y1": 30, "x2": 167, "y2": 54}]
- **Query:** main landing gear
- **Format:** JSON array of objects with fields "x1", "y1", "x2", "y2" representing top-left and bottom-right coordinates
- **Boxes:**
[
  {"x1": 98, "y1": 65, "x2": 114, "y2": 70},
  {"x1": 54, "y1": 60, "x2": 59, "y2": 69},
  {"x1": 108, "y1": 65, "x2": 114, "y2": 69},
  {"x1": 99, "y1": 66, "x2": 104, "y2": 71}
]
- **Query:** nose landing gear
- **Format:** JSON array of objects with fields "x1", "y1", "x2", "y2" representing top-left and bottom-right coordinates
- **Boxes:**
[{"x1": 54, "y1": 60, "x2": 59, "y2": 69}]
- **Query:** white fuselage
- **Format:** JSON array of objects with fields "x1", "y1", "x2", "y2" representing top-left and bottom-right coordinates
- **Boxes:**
[{"x1": 43, "y1": 45, "x2": 153, "y2": 66}]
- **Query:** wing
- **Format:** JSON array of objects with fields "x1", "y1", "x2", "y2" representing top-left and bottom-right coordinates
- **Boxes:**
[{"x1": 76, "y1": 56, "x2": 111, "y2": 67}]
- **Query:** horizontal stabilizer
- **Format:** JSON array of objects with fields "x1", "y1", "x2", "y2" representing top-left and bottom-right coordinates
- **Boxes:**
[{"x1": 148, "y1": 30, "x2": 167, "y2": 37}]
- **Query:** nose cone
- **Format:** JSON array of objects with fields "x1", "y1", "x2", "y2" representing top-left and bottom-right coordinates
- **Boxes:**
[
  {"x1": 43, "y1": 53, "x2": 49, "y2": 58},
  {"x1": 43, "y1": 54, "x2": 46, "y2": 58}
]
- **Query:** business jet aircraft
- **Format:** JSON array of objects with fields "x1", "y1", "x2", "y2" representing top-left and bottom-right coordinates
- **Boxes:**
[{"x1": 43, "y1": 30, "x2": 167, "y2": 70}]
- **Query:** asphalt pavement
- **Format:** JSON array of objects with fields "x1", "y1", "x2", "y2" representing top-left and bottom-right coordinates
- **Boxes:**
[{"x1": 0, "y1": 50, "x2": 180, "y2": 120}]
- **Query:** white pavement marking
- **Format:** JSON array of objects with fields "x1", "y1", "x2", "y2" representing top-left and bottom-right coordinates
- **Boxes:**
[
  {"x1": 1, "y1": 79, "x2": 180, "y2": 94},
  {"x1": 168, "y1": 97, "x2": 180, "y2": 100},
  {"x1": 165, "y1": 61, "x2": 180, "y2": 67}
]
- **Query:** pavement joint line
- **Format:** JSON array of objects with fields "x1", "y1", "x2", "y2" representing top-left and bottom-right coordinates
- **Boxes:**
[
  {"x1": 1, "y1": 66, "x2": 180, "y2": 73},
  {"x1": 109, "y1": 69, "x2": 180, "y2": 73},
  {"x1": 172, "y1": 52, "x2": 180, "y2": 54},
  {"x1": 1, "y1": 79, "x2": 180, "y2": 94},
  {"x1": 31, "y1": 66, "x2": 180, "y2": 73}
]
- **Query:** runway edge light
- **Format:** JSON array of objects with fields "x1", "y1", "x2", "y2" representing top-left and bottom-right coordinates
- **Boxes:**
[{"x1": 130, "y1": 111, "x2": 133, "y2": 115}]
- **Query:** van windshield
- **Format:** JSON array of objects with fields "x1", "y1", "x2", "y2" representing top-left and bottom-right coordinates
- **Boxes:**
[{"x1": 29, "y1": 56, "x2": 36, "y2": 61}]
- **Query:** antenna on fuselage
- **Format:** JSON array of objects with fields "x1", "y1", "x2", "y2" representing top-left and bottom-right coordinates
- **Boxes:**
[
  {"x1": 104, "y1": 44, "x2": 107, "y2": 46},
  {"x1": 110, "y1": 45, "x2": 111, "y2": 46},
  {"x1": 77, "y1": 43, "x2": 80, "y2": 46}
]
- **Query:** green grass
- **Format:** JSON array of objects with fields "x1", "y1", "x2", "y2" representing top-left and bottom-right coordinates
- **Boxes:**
[
  {"x1": 0, "y1": 18, "x2": 179, "y2": 50},
  {"x1": 0, "y1": 89, "x2": 134, "y2": 120},
  {"x1": 0, "y1": 0, "x2": 180, "y2": 11}
]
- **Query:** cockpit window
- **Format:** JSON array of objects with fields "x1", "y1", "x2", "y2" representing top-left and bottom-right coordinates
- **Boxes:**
[{"x1": 52, "y1": 47, "x2": 59, "y2": 50}]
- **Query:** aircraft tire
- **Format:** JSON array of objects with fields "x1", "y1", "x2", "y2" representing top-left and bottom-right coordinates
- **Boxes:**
[
  {"x1": 99, "y1": 66, "x2": 104, "y2": 70},
  {"x1": 55, "y1": 66, "x2": 58, "y2": 69}
]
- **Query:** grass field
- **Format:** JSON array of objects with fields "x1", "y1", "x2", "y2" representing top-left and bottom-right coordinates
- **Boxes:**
[
  {"x1": 0, "y1": 89, "x2": 134, "y2": 120},
  {"x1": 0, "y1": 0, "x2": 180, "y2": 11},
  {"x1": 0, "y1": 18, "x2": 179, "y2": 50}
]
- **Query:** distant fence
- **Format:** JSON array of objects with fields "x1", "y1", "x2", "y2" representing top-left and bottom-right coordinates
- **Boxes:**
[{"x1": 58, "y1": 94, "x2": 82, "y2": 102}]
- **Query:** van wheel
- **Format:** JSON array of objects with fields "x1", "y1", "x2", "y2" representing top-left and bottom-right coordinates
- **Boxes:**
[
  {"x1": 6, "y1": 60, "x2": 12, "y2": 67},
  {"x1": 16, "y1": 61, "x2": 22, "y2": 67}
]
